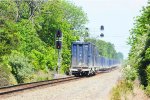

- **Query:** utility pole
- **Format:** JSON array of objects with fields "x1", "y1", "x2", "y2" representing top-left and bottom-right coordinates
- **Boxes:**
[{"x1": 55, "y1": 30, "x2": 62, "y2": 74}]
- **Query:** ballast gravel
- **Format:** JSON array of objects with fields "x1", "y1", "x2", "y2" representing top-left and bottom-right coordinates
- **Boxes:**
[{"x1": 2, "y1": 68, "x2": 121, "y2": 100}]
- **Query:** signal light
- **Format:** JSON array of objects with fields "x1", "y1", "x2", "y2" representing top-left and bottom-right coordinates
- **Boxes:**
[
  {"x1": 56, "y1": 41, "x2": 62, "y2": 49},
  {"x1": 100, "y1": 33, "x2": 104, "y2": 37},
  {"x1": 100, "y1": 25, "x2": 104, "y2": 31},
  {"x1": 56, "y1": 30, "x2": 62, "y2": 38}
]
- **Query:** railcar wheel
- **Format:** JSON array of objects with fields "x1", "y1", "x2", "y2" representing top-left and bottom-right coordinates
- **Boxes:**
[
  {"x1": 81, "y1": 72, "x2": 85, "y2": 76},
  {"x1": 93, "y1": 72, "x2": 96, "y2": 75},
  {"x1": 69, "y1": 71, "x2": 72, "y2": 76},
  {"x1": 85, "y1": 71, "x2": 90, "y2": 77},
  {"x1": 75, "y1": 73, "x2": 80, "y2": 77}
]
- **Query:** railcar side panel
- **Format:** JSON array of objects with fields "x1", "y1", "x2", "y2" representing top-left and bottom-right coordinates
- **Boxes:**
[{"x1": 71, "y1": 43, "x2": 89, "y2": 67}]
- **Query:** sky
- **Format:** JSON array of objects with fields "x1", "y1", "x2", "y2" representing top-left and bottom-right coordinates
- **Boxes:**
[{"x1": 69, "y1": 0, "x2": 148, "y2": 59}]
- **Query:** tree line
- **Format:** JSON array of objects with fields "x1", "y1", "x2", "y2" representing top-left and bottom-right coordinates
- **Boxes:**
[
  {"x1": 85, "y1": 38, "x2": 123, "y2": 61},
  {"x1": 128, "y1": 0, "x2": 150, "y2": 95}
]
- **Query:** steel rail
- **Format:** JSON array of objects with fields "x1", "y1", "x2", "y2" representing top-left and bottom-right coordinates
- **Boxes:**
[
  {"x1": 0, "y1": 76, "x2": 79, "y2": 97},
  {"x1": 0, "y1": 67, "x2": 117, "y2": 98}
]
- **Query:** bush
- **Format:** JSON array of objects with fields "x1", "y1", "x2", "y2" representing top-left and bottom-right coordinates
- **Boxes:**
[
  {"x1": 146, "y1": 85, "x2": 150, "y2": 96},
  {"x1": 122, "y1": 65, "x2": 137, "y2": 81},
  {"x1": 8, "y1": 51, "x2": 34, "y2": 83},
  {"x1": 146, "y1": 65, "x2": 150, "y2": 85},
  {"x1": 29, "y1": 48, "x2": 57, "y2": 71},
  {"x1": 0, "y1": 63, "x2": 17, "y2": 87}
]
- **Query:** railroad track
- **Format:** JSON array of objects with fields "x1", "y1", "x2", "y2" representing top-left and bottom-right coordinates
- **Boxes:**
[
  {"x1": 0, "y1": 76, "x2": 79, "y2": 98},
  {"x1": 0, "y1": 67, "x2": 118, "y2": 98}
]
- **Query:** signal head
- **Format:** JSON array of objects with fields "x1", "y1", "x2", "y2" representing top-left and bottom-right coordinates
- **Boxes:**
[
  {"x1": 56, "y1": 41, "x2": 62, "y2": 49},
  {"x1": 56, "y1": 30, "x2": 62, "y2": 38}
]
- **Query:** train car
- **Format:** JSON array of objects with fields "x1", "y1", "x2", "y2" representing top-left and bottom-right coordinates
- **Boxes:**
[
  {"x1": 70, "y1": 41, "x2": 97, "y2": 76},
  {"x1": 70, "y1": 41, "x2": 120, "y2": 76}
]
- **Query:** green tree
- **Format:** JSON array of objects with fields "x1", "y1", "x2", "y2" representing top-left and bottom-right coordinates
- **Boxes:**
[
  {"x1": 36, "y1": 0, "x2": 87, "y2": 46},
  {"x1": 35, "y1": 0, "x2": 88, "y2": 73},
  {"x1": 0, "y1": 0, "x2": 20, "y2": 60},
  {"x1": 85, "y1": 38, "x2": 123, "y2": 59},
  {"x1": 0, "y1": 0, "x2": 88, "y2": 85},
  {"x1": 128, "y1": 1, "x2": 150, "y2": 87},
  {"x1": 116, "y1": 52, "x2": 124, "y2": 61}
]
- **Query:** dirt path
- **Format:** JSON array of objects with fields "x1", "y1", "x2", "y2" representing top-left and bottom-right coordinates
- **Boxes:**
[{"x1": 2, "y1": 68, "x2": 121, "y2": 100}]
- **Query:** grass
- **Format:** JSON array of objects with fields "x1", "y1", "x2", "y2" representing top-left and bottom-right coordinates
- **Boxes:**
[
  {"x1": 111, "y1": 79, "x2": 133, "y2": 100},
  {"x1": 30, "y1": 70, "x2": 54, "y2": 82}
]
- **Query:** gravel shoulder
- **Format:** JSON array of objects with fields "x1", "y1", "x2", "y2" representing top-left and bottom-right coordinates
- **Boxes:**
[{"x1": 2, "y1": 68, "x2": 121, "y2": 100}]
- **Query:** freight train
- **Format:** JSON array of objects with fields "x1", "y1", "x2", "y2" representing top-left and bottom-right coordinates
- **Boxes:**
[{"x1": 70, "y1": 41, "x2": 120, "y2": 76}]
